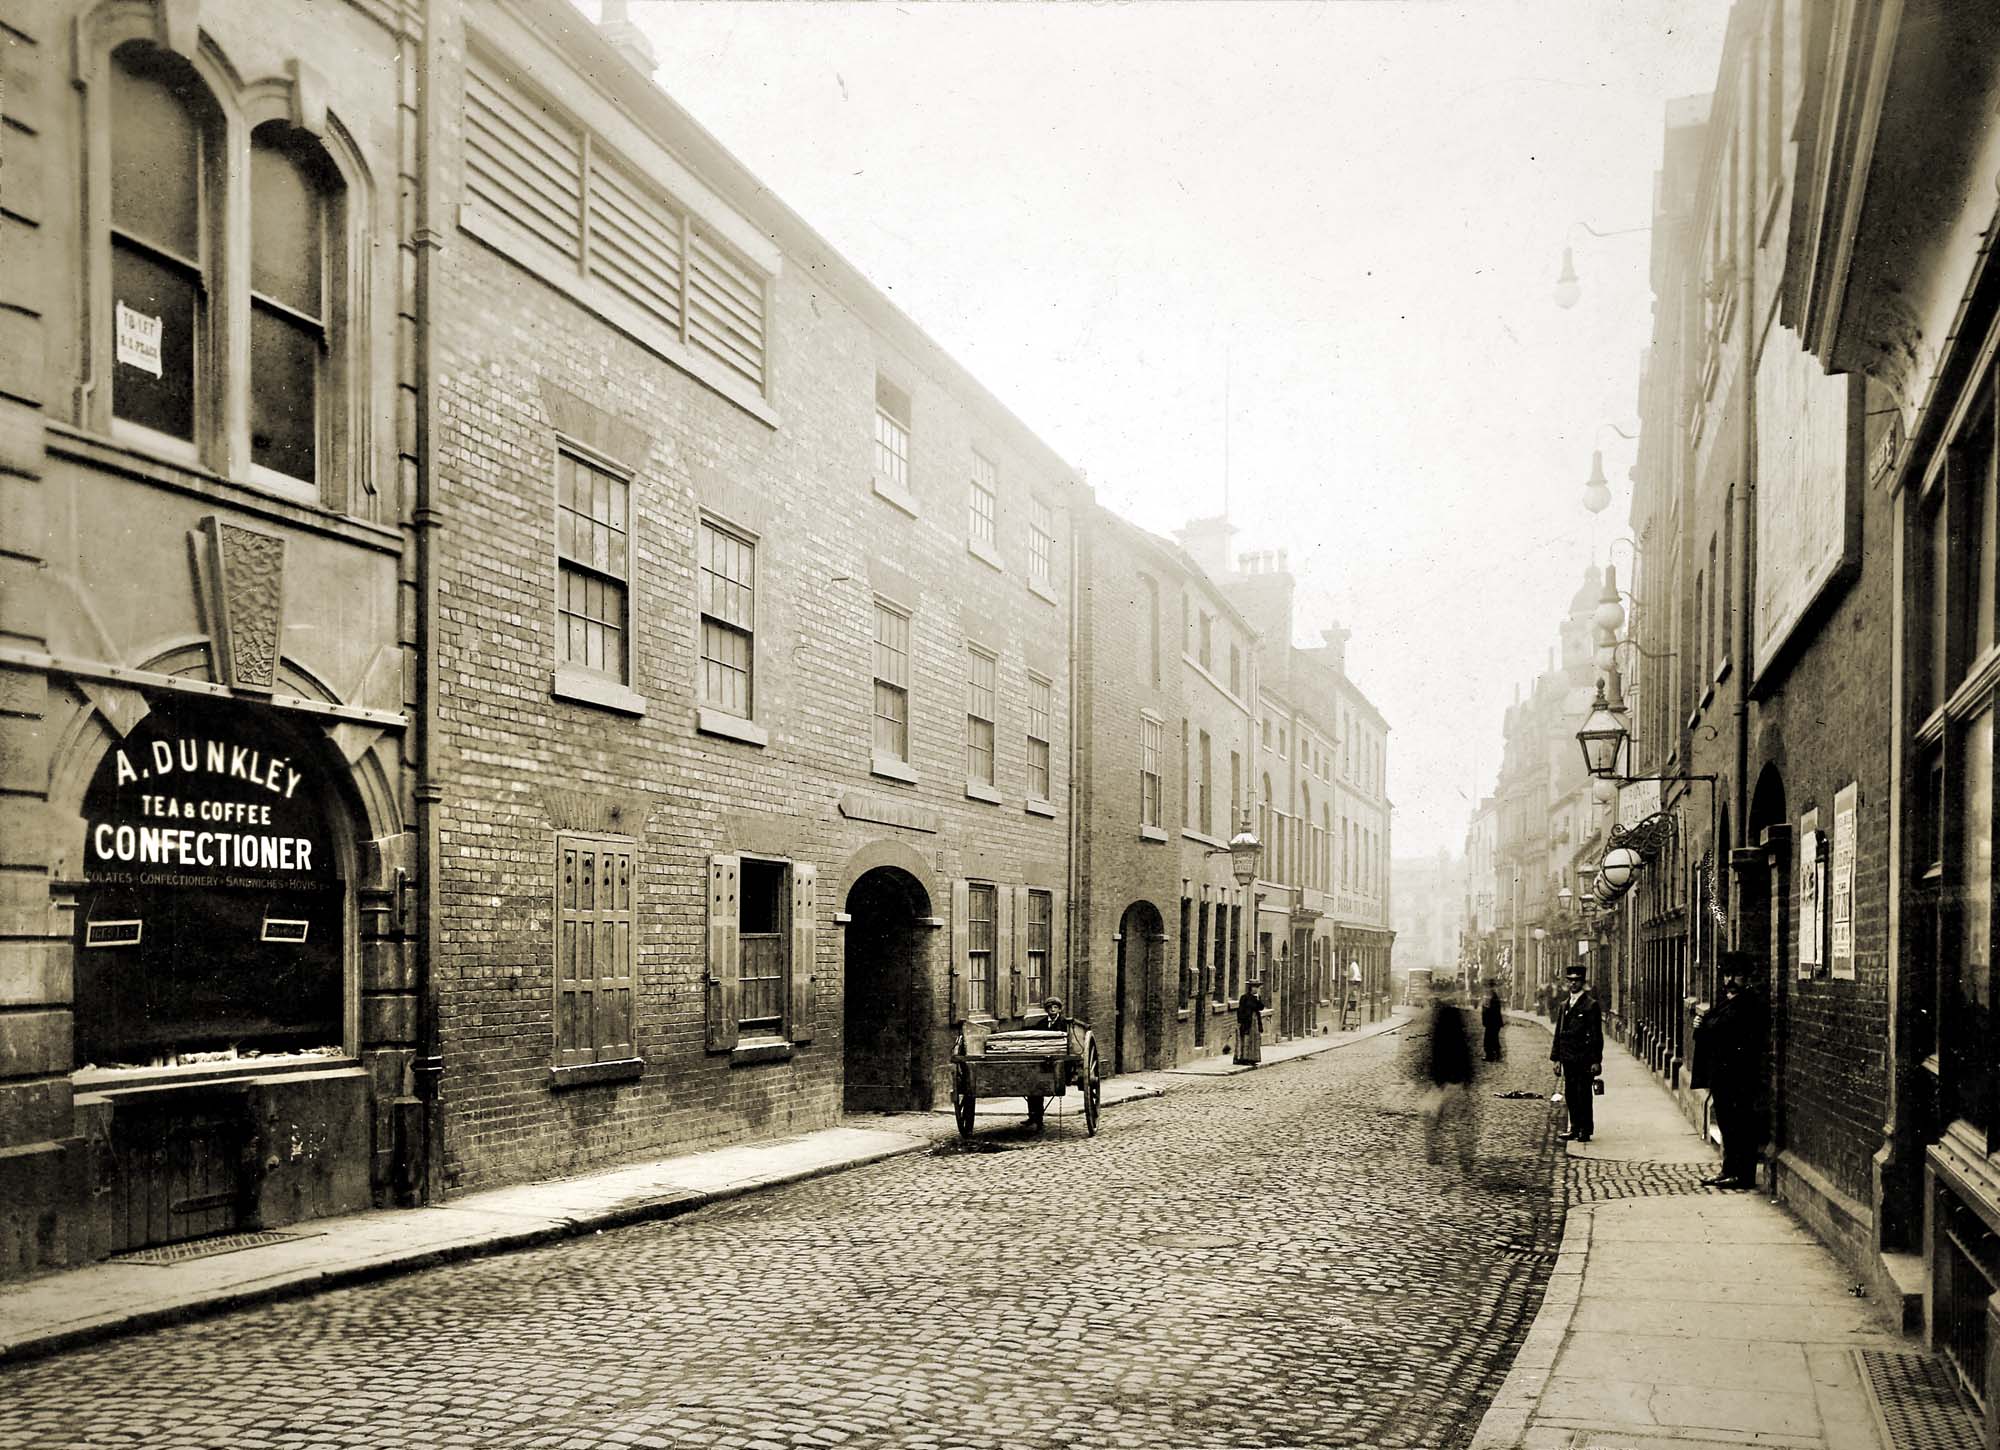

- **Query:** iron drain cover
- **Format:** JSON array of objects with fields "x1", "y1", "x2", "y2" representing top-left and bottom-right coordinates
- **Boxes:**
[
  {"x1": 112, "y1": 1229, "x2": 316, "y2": 1265},
  {"x1": 1859, "y1": 1349, "x2": 1983, "y2": 1450},
  {"x1": 1148, "y1": 1231, "x2": 1241, "y2": 1250}
]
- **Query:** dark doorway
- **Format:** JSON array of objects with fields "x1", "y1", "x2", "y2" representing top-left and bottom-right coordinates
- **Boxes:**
[
  {"x1": 843, "y1": 867, "x2": 931, "y2": 1112},
  {"x1": 1114, "y1": 901, "x2": 1165, "y2": 1074}
]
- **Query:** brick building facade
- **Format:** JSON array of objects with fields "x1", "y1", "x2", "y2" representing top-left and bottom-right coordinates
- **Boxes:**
[
  {"x1": 1073, "y1": 505, "x2": 1255, "y2": 1072},
  {"x1": 1610, "y1": 0, "x2": 1896, "y2": 1286},
  {"x1": 1180, "y1": 526, "x2": 1396, "y2": 1034},
  {"x1": 1774, "y1": 0, "x2": 2000, "y2": 1419},
  {"x1": 425, "y1": 0, "x2": 1077, "y2": 1190}
]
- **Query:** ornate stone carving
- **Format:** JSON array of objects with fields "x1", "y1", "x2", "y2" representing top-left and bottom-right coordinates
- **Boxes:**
[{"x1": 203, "y1": 517, "x2": 287, "y2": 692}]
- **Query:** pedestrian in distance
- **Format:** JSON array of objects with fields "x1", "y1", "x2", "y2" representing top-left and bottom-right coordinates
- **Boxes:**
[
  {"x1": 1481, "y1": 979, "x2": 1505, "y2": 1063},
  {"x1": 1549, "y1": 963, "x2": 1603, "y2": 1143},
  {"x1": 1419, "y1": 981, "x2": 1480, "y2": 1171},
  {"x1": 1234, "y1": 978, "x2": 1266, "y2": 1068},
  {"x1": 1692, "y1": 951, "x2": 1766, "y2": 1189}
]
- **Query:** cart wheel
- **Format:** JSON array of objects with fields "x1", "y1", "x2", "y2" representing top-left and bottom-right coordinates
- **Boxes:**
[
  {"x1": 1082, "y1": 1038, "x2": 1102, "y2": 1136},
  {"x1": 952, "y1": 1060, "x2": 976, "y2": 1140}
]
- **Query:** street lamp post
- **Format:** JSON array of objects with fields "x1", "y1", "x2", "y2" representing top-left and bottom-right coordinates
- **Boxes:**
[
  {"x1": 1550, "y1": 220, "x2": 1651, "y2": 310},
  {"x1": 1209, "y1": 812, "x2": 1265, "y2": 1025}
]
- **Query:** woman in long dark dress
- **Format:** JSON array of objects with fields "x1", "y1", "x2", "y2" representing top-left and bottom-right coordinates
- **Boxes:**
[{"x1": 1235, "y1": 980, "x2": 1266, "y2": 1067}]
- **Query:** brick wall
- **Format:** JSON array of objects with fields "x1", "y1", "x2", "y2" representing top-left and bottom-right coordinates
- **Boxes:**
[
  {"x1": 429, "y1": 10, "x2": 1074, "y2": 1191},
  {"x1": 1748, "y1": 456, "x2": 1894, "y2": 1225}
]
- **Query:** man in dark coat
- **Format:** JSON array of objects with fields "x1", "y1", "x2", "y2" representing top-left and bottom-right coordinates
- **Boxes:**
[
  {"x1": 1693, "y1": 953, "x2": 1766, "y2": 1188},
  {"x1": 1481, "y1": 980, "x2": 1505, "y2": 1063},
  {"x1": 1549, "y1": 963, "x2": 1603, "y2": 1142}
]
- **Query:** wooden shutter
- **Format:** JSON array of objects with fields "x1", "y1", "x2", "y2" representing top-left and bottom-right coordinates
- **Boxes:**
[
  {"x1": 556, "y1": 834, "x2": 635, "y2": 1066},
  {"x1": 1008, "y1": 886, "x2": 1028, "y2": 1019},
  {"x1": 948, "y1": 879, "x2": 968, "y2": 1024},
  {"x1": 556, "y1": 838, "x2": 589, "y2": 1068},
  {"x1": 598, "y1": 844, "x2": 636, "y2": 1061},
  {"x1": 706, "y1": 853, "x2": 741, "y2": 1052},
  {"x1": 790, "y1": 861, "x2": 817, "y2": 1044}
]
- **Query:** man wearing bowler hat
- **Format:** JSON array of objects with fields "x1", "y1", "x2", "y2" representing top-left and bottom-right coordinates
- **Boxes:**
[{"x1": 1549, "y1": 963, "x2": 1604, "y2": 1143}]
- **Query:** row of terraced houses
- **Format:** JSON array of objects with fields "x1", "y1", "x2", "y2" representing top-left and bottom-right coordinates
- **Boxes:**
[{"x1": 0, "y1": 0, "x2": 1393, "y2": 1275}]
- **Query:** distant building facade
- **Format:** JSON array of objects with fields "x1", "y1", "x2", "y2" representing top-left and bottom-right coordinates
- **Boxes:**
[
  {"x1": 1074, "y1": 506, "x2": 1256, "y2": 1071},
  {"x1": 1392, "y1": 850, "x2": 1462, "y2": 990}
]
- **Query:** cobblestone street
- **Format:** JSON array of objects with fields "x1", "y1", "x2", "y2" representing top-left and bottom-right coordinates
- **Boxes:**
[{"x1": 0, "y1": 1023, "x2": 1561, "y2": 1450}]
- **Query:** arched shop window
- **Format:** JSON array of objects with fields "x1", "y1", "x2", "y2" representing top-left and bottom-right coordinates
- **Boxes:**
[{"x1": 74, "y1": 699, "x2": 344, "y2": 1071}]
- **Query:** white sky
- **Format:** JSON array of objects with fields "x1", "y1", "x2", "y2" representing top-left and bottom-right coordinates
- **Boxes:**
[{"x1": 601, "y1": 0, "x2": 1733, "y2": 859}]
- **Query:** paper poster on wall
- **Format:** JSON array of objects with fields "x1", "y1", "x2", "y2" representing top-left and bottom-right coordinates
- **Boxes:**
[
  {"x1": 1831, "y1": 783, "x2": 1857, "y2": 980},
  {"x1": 1799, "y1": 810, "x2": 1824, "y2": 978}
]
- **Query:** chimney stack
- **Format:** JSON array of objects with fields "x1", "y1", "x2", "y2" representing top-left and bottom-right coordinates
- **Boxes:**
[{"x1": 600, "y1": 0, "x2": 658, "y2": 77}]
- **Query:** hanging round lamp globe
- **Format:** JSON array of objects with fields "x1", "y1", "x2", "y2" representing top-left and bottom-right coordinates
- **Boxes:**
[
  {"x1": 1600, "y1": 845, "x2": 1645, "y2": 890},
  {"x1": 1592, "y1": 564, "x2": 1626, "y2": 636}
]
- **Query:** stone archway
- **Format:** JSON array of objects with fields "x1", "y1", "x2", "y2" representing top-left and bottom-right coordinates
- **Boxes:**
[
  {"x1": 1114, "y1": 900, "x2": 1166, "y2": 1074},
  {"x1": 843, "y1": 866, "x2": 933, "y2": 1112}
]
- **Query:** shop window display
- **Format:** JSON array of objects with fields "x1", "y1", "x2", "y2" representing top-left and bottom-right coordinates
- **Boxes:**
[{"x1": 73, "y1": 700, "x2": 344, "y2": 1070}]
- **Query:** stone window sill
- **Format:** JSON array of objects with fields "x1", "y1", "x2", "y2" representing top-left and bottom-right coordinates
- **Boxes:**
[
  {"x1": 731, "y1": 1037, "x2": 793, "y2": 1066},
  {"x1": 968, "y1": 535, "x2": 1004, "y2": 571},
  {"x1": 871, "y1": 754, "x2": 918, "y2": 784},
  {"x1": 873, "y1": 476, "x2": 919, "y2": 517},
  {"x1": 553, "y1": 665, "x2": 647, "y2": 717},
  {"x1": 966, "y1": 779, "x2": 1003, "y2": 805},
  {"x1": 549, "y1": 1056, "x2": 644, "y2": 1090},
  {"x1": 1025, "y1": 798, "x2": 1056, "y2": 818},
  {"x1": 698, "y1": 707, "x2": 769, "y2": 747},
  {"x1": 1139, "y1": 824, "x2": 1169, "y2": 843},
  {"x1": 1028, "y1": 576, "x2": 1058, "y2": 605}
]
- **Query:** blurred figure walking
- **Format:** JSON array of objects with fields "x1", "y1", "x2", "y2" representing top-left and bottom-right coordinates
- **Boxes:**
[{"x1": 1421, "y1": 982, "x2": 1480, "y2": 1171}]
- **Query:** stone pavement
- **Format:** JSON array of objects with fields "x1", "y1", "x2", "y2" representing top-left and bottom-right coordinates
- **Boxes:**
[
  {"x1": 0, "y1": 1010, "x2": 1408, "y2": 1369},
  {"x1": 1472, "y1": 1018, "x2": 1910, "y2": 1450}
]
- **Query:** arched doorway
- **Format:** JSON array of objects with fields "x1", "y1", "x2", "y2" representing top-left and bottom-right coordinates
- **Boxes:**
[
  {"x1": 1748, "y1": 765, "x2": 1789, "y2": 983},
  {"x1": 843, "y1": 866, "x2": 931, "y2": 1112},
  {"x1": 1114, "y1": 901, "x2": 1166, "y2": 1074}
]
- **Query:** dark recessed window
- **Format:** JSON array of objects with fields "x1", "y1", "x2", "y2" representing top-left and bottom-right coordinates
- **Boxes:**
[{"x1": 250, "y1": 126, "x2": 332, "y2": 482}]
